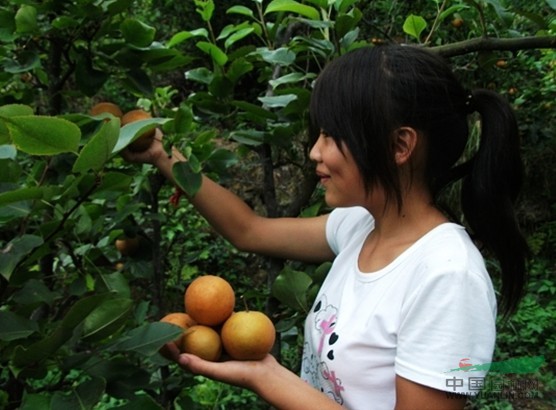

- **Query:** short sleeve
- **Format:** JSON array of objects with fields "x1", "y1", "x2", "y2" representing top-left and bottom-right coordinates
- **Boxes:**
[
  {"x1": 325, "y1": 206, "x2": 373, "y2": 255},
  {"x1": 395, "y1": 258, "x2": 497, "y2": 395}
]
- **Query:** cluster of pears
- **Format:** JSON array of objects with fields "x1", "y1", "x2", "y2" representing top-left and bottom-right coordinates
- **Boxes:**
[
  {"x1": 89, "y1": 101, "x2": 156, "y2": 152},
  {"x1": 160, "y1": 275, "x2": 276, "y2": 362}
]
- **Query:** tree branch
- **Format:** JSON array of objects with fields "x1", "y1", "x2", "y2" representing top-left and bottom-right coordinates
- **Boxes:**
[{"x1": 431, "y1": 35, "x2": 556, "y2": 57}]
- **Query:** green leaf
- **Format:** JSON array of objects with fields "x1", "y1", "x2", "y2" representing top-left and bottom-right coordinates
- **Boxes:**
[
  {"x1": 110, "y1": 394, "x2": 163, "y2": 410},
  {"x1": 0, "y1": 311, "x2": 39, "y2": 341},
  {"x1": 336, "y1": 0, "x2": 359, "y2": 13},
  {"x1": 185, "y1": 67, "x2": 214, "y2": 85},
  {"x1": 257, "y1": 47, "x2": 296, "y2": 66},
  {"x1": 167, "y1": 29, "x2": 209, "y2": 48},
  {"x1": 73, "y1": 117, "x2": 120, "y2": 173},
  {"x1": 75, "y1": 54, "x2": 109, "y2": 97},
  {"x1": 336, "y1": 11, "x2": 362, "y2": 39},
  {"x1": 82, "y1": 298, "x2": 133, "y2": 342},
  {"x1": 95, "y1": 172, "x2": 132, "y2": 193},
  {"x1": 19, "y1": 393, "x2": 50, "y2": 410},
  {"x1": 0, "y1": 104, "x2": 34, "y2": 117},
  {"x1": 11, "y1": 279, "x2": 58, "y2": 306},
  {"x1": 207, "y1": 148, "x2": 238, "y2": 174},
  {"x1": 195, "y1": 0, "x2": 215, "y2": 22},
  {"x1": 15, "y1": 5, "x2": 37, "y2": 33},
  {"x1": 208, "y1": 75, "x2": 234, "y2": 98},
  {"x1": 340, "y1": 27, "x2": 360, "y2": 51},
  {"x1": 121, "y1": 18, "x2": 156, "y2": 48},
  {"x1": 227, "y1": 58, "x2": 254, "y2": 85},
  {"x1": 173, "y1": 161, "x2": 203, "y2": 197},
  {"x1": 0, "y1": 235, "x2": 43, "y2": 281},
  {"x1": 141, "y1": 48, "x2": 195, "y2": 73},
  {"x1": 547, "y1": 0, "x2": 556, "y2": 10},
  {"x1": 265, "y1": 0, "x2": 320, "y2": 20},
  {"x1": 258, "y1": 94, "x2": 298, "y2": 108},
  {"x1": 483, "y1": 0, "x2": 513, "y2": 24},
  {"x1": 11, "y1": 294, "x2": 111, "y2": 370},
  {"x1": 196, "y1": 41, "x2": 228, "y2": 66},
  {"x1": 229, "y1": 130, "x2": 265, "y2": 146},
  {"x1": 227, "y1": 5, "x2": 255, "y2": 18},
  {"x1": 51, "y1": 377, "x2": 106, "y2": 410},
  {"x1": 174, "y1": 105, "x2": 194, "y2": 134},
  {"x1": 403, "y1": 14, "x2": 427, "y2": 41},
  {"x1": 99, "y1": 272, "x2": 131, "y2": 298},
  {"x1": 51, "y1": 16, "x2": 79, "y2": 30},
  {"x1": 0, "y1": 145, "x2": 17, "y2": 159},
  {"x1": 106, "y1": 322, "x2": 184, "y2": 356},
  {"x1": 224, "y1": 27, "x2": 255, "y2": 49},
  {"x1": 0, "y1": 186, "x2": 44, "y2": 207},
  {"x1": 439, "y1": 5, "x2": 469, "y2": 22},
  {"x1": 112, "y1": 117, "x2": 170, "y2": 153},
  {"x1": 515, "y1": 10, "x2": 550, "y2": 29},
  {"x1": 0, "y1": 201, "x2": 31, "y2": 223},
  {"x1": 5, "y1": 116, "x2": 80, "y2": 155},
  {"x1": 232, "y1": 101, "x2": 277, "y2": 121},
  {"x1": 123, "y1": 68, "x2": 154, "y2": 96},
  {"x1": 269, "y1": 72, "x2": 315, "y2": 89},
  {"x1": 2, "y1": 51, "x2": 39, "y2": 74},
  {"x1": 0, "y1": 10, "x2": 16, "y2": 42},
  {"x1": 271, "y1": 268, "x2": 313, "y2": 312}
]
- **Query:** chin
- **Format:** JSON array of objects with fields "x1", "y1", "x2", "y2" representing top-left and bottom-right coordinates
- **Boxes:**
[{"x1": 325, "y1": 196, "x2": 356, "y2": 209}]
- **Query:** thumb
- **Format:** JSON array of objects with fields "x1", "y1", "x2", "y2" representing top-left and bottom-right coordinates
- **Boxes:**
[{"x1": 178, "y1": 353, "x2": 217, "y2": 376}]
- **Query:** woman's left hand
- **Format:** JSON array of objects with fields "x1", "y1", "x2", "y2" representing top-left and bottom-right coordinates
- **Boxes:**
[
  {"x1": 176, "y1": 350, "x2": 278, "y2": 391},
  {"x1": 162, "y1": 341, "x2": 345, "y2": 410}
]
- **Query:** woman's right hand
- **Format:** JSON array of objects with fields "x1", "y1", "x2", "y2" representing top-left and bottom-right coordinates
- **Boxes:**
[{"x1": 120, "y1": 128, "x2": 168, "y2": 166}]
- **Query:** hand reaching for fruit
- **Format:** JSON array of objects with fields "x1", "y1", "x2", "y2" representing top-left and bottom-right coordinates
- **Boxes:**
[
  {"x1": 120, "y1": 128, "x2": 168, "y2": 166},
  {"x1": 90, "y1": 102, "x2": 168, "y2": 165}
]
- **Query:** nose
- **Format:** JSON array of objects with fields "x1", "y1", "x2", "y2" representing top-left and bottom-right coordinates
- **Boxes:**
[{"x1": 309, "y1": 134, "x2": 324, "y2": 162}]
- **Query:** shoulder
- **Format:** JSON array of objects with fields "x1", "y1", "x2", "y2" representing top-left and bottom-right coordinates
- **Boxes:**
[
  {"x1": 415, "y1": 223, "x2": 487, "y2": 279},
  {"x1": 399, "y1": 223, "x2": 496, "y2": 317},
  {"x1": 395, "y1": 224, "x2": 497, "y2": 393},
  {"x1": 326, "y1": 206, "x2": 373, "y2": 254}
]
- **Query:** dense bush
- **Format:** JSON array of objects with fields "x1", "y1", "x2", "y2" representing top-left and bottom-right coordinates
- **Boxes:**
[{"x1": 0, "y1": 0, "x2": 554, "y2": 408}]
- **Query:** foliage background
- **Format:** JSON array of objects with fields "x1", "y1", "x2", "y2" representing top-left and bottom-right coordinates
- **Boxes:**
[{"x1": 0, "y1": 0, "x2": 555, "y2": 409}]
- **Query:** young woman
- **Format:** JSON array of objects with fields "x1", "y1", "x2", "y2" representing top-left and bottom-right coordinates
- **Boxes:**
[{"x1": 123, "y1": 44, "x2": 528, "y2": 409}]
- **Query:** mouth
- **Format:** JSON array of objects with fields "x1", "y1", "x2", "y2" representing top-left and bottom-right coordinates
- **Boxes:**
[{"x1": 316, "y1": 171, "x2": 330, "y2": 184}]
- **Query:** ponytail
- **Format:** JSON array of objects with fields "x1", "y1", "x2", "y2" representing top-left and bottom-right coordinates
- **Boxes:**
[{"x1": 461, "y1": 89, "x2": 529, "y2": 317}]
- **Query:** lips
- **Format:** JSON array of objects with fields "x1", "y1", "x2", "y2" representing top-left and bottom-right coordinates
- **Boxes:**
[{"x1": 316, "y1": 170, "x2": 330, "y2": 184}]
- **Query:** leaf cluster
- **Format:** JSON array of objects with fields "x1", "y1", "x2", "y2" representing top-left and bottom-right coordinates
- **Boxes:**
[{"x1": 0, "y1": 0, "x2": 555, "y2": 408}]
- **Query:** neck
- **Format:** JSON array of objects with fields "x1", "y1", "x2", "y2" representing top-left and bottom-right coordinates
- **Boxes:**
[
  {"x1": 367, "y1": 187, "x2": 447, "y2": 238},
  {"x1": 357, "y1": 188, "x2": 448, "y2": 273}
]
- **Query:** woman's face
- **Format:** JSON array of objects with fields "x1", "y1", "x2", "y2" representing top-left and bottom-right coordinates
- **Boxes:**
[{"x1": 309, "y1": 133, "x2": 368, "y2": 207}]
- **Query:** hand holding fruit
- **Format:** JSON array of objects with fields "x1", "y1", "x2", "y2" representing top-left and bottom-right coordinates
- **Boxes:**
[
  {"x1": 89, "y1": 101, "x2": 168, "y2": 165},
  {"x1": 177, "y1": 351, "x2": 280, "y2": 391},
  {"x1": 159, "y1": 275, "x2": 276, "y2": 365},
  {"x1": 120, "y1": 127, "x2": 167, "y2": 166}
]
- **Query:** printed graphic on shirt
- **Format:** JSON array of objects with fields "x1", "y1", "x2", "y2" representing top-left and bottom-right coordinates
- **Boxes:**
[{"x1": 302, "y1": 295, "x2": 344, "y2": 404}]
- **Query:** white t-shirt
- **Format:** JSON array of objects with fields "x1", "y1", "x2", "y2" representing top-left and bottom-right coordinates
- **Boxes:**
[{"x1": 301, "y1": 206, "x2": 496, "y2": 409}]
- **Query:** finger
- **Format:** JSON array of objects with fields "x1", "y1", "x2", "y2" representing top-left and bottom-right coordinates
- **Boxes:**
[
  {"x1": 177, "y1": 354, "x2": 241, "y2": 384},
  {"x1": 120, "y1": 128, "x2": 165, "y2": 163},
  {"x1": 177, "y1": 353, "x2": 209, "y2": 374},
  {"x1": 153, "y1": 128, "x2": 164, "y2": 142},
  {"x1": 160, "y1": 341, "x2": 181, "y2": 361},
  {"x1": 177, "y1": 354, "x2": 266, "y2": 389}
]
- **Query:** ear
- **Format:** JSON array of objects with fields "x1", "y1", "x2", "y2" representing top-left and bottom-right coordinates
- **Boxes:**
[{"x1": 393, "y1": 127, "x2": 419, "y2": 165}]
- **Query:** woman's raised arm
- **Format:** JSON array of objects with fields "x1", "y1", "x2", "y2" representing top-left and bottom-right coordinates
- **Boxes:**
[{"x1": 122, "y1": 134, "x2": 334, "y2": 263}]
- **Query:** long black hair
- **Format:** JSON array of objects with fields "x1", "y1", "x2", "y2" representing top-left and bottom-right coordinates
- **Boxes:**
[{"x1": 310, "y1": 44, "x2": 528, "y2": 316}]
